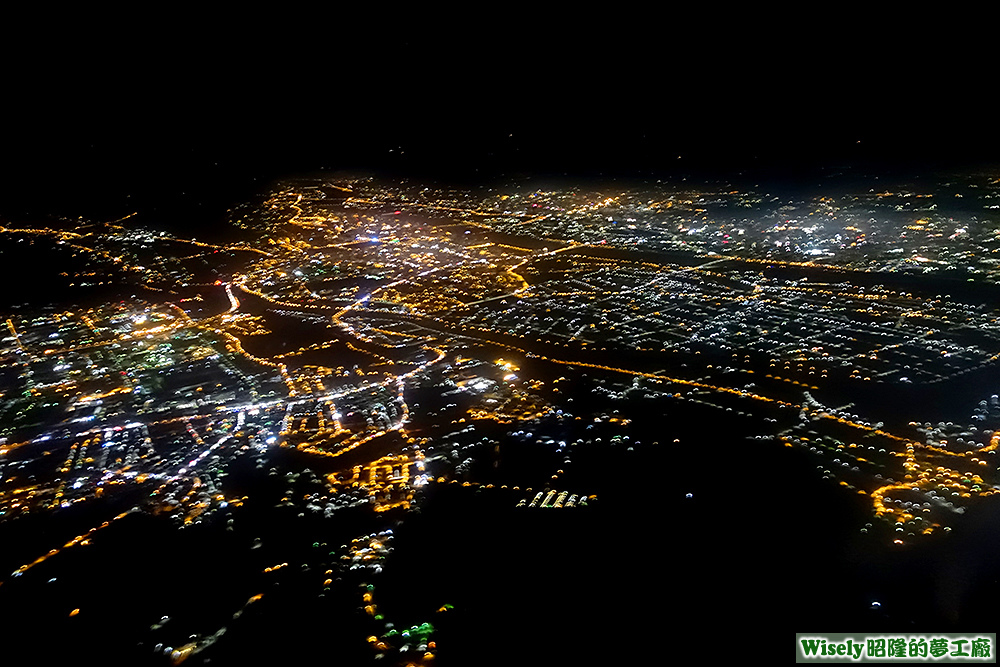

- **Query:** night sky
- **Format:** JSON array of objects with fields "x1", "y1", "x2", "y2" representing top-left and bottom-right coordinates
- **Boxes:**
[{"x1": 3, "y1": 17, "x2": 993, "y2": 226}]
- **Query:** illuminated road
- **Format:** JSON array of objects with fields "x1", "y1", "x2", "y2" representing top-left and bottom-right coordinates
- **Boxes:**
[{"x1": 224, "y1": 283, "x2": 240, "y2": 312}]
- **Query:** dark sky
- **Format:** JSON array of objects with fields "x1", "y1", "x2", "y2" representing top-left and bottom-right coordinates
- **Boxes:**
[{"x1": 2, "y1": 16, "x2": 994, "y2": 226}]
